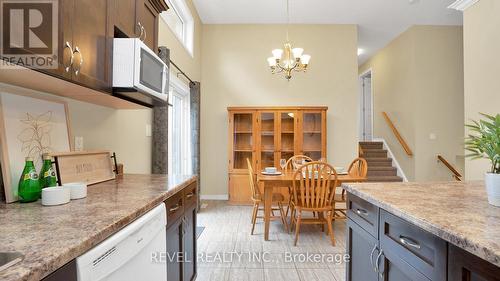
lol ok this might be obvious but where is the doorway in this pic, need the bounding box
[359,69,373,141]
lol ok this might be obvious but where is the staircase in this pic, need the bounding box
[359,141,403,182]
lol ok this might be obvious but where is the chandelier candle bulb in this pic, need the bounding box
[272,49,284,59]
[267,57,277,67]
[301,54,311,65]
[292,48,304,59]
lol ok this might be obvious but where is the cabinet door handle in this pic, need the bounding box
[72,46,83,76]
[370,244,378,272]
[399,235,421,249]
[356,208,368,216]
[63,41,74,72]
[137,22,144,39]
[374,250,384,276]
[141,26,147,42]
[186,192,195,199]
[375,250,384,277]
[181,217,186,235]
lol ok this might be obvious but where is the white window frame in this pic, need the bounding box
[167,73,191,175]
[161,0,194,57]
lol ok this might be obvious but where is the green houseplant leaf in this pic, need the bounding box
[465,113,500,174]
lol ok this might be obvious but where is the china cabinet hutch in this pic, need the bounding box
[227,106,327,204]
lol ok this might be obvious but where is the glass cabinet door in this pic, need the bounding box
[260,112,275,169]
[232,113,254,170]
[280,111,296,163]
[302,111,323,160]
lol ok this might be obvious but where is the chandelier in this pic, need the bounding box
[267,0,310,80]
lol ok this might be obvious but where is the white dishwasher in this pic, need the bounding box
[76,203,167,281]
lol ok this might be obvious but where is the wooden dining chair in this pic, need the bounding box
[247,158,288,235]
[283,155,313,217]
[290,162,338,246]
[333,157,368,218]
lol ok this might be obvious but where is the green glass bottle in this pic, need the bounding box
[18,157,41,203]
[39,154,57,189]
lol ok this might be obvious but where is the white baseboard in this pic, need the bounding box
[200,194,229,200]
[372,138,409,182]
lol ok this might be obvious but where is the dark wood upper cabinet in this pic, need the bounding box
[42,0,73,80]
[1,0,168,108]
[136,0,167,52]
[70,0,111,92]
[113,0,139,37]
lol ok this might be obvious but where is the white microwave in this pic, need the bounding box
[113,38,168,102]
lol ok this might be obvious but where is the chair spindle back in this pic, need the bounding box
[246,158,261,200]
[292,162,338,209]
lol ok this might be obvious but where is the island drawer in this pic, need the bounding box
[184,182,197,208]
[347,193,379,238]
[379,210,446,281]
[165,192,184,228]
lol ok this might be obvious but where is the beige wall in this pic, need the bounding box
[463,0,500,180]
[158,0,202,81]
[67,99,153,174]
[360,26,464,181]
[200,24,359,196]
[64,1,202,174]
[360,29,418,180]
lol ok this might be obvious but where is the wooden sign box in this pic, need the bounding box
[49,151,116,185]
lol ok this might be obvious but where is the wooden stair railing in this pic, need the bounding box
[437,155,462,181]
[381,112,413,156]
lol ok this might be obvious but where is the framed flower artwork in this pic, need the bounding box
[0,84,73,203]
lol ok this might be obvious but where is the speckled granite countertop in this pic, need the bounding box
[343,181,500,267]
[0,174,197,281]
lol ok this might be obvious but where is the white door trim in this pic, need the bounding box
[359,68,374,141]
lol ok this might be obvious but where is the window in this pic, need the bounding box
[161,0,194,56]
[168,74,191,175]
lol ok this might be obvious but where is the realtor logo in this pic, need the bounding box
[0,0,58,69]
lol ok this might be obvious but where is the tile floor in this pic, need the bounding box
[195,201,348,281]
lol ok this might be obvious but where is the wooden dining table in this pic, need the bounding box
[257,170,367,241]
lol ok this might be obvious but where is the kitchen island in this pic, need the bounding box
[0,174,197,281]
[343,181,500,281]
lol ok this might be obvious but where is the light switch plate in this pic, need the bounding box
[74,136,84,151]
[146,124,152,137]
[429,133,437,140]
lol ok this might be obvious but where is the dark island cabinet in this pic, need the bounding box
[346,192,499,281]
[448,244,500,281]
[165,181,198,281]
[347,194,444,281]
[346,219,379,281]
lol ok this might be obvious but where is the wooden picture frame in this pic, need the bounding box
[0,84,73,203]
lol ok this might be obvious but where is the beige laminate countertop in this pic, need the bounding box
[343,181,500,268]
[0,174,197,281]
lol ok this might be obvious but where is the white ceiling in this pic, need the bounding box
[192,0,463,64]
